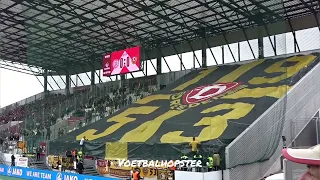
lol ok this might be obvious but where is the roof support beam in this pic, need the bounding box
[0,61,40,75]
[55,13,319,75]
[103,0,176,44]
[194,0,244,30]
[129,1,200,36]
[0,66,34,76]
[1,0,318,74]
[298,0,320,30]
[144,13,318,61]
[24,0,148,45]
[246,0,282,19]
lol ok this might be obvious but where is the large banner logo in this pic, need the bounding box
[56,172,62,180]
[183,82,242,104]
[76,55,319,144]
[170,82,246,110]
[7,167,22,177]
[7,166,11,176]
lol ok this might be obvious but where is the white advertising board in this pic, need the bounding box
[175,170,223,180]
[265,173,284,180]
[0,153,28,167]
[16,157,28,167]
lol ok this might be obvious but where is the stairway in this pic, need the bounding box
[0,156,4,165]
[83,165,100,176]
[28,157,51,170]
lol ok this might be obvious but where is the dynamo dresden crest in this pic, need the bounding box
[182,82,242,104]
[170,82,245,110]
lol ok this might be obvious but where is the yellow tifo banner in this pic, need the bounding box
[48,155,74,169]
[138,167,172,178]
[48,155,60,167]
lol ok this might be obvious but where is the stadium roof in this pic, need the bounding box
[0,0,319,75]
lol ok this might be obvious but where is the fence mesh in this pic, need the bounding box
[227,58,320,180]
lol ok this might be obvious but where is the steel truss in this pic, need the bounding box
[0,0,319,91]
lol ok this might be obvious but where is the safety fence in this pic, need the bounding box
[225,56,320,180]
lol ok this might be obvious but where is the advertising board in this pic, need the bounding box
[96,159,171,179]
[174,170,223,180]
[16,157,28,168]
[0,164,119,180]
[109,168,131,178]
[103,46,141,76]
[67,117,83,125]
[96,159,108,175]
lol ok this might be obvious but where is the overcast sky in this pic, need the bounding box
[0,68,43,107]
[0,27,319,108]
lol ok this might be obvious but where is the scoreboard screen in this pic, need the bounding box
[103,46,141,76]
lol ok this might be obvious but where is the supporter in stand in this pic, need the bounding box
[169,164,176,179]
[36,145,42,161]
[206,156,214,171]
[179,154,188,171]
[132,168,142,180]
[77,150,83,162]
[76,159,84,174]
[58,128,64,137]
[66,148,73,158]
[79,136,87,152]
[213,152,221,171]
[0,76,158,144]
[72,149,77,161]
[11,154,15,166]
[189,137,200,156]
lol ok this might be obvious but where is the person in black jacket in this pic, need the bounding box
[36,146,42,161]
[76,159,84,174]
[11,155,15,166]
[66,148,72,158]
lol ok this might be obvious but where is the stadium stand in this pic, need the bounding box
[0,75,158,146]
[47,53,319,164]
[0,0,319,179]
[50,75,158,138]
[1,52,319,180]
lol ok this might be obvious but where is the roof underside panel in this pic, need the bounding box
[0,0,318,72]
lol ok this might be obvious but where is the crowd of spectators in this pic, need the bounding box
[86,76,157,119]
[0,90,90,140]
[62,76,159,135]
[0,94,72,124]
[0,75,159,141]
